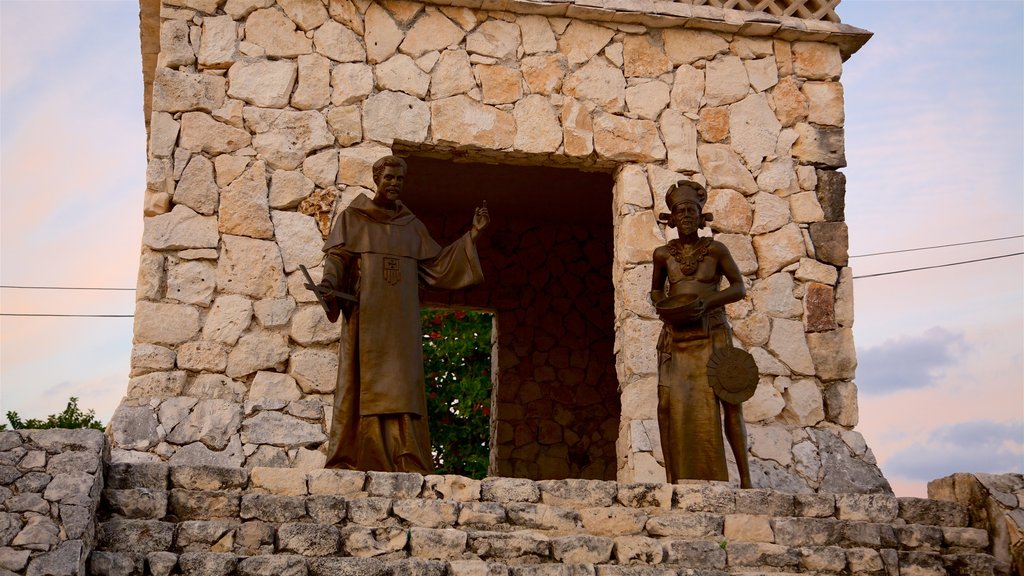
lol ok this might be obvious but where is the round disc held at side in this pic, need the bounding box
[707,346,758,405]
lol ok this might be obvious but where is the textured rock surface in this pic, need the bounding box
[121,0,885,493]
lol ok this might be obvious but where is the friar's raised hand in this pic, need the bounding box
[470,201,490,240]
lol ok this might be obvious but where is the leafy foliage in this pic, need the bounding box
[6,397,104,431]
[422,308,493,479]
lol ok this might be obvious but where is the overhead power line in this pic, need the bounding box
[850,234,1023,258]
[0,313,133,318]
[853,252,1023,279]
[0,285,135,291]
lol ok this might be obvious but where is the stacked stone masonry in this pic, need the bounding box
[89,462,1010,575]
[0,430,106,576]
[119,0,885,491]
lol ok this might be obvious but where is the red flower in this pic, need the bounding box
[430,331,442,339]
[454,310,467,320]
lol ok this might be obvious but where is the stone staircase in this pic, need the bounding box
[89,464,1009,575]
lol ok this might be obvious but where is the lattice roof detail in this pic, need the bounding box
[691,0,840,22]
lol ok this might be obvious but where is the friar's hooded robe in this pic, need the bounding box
[320,194,483,473]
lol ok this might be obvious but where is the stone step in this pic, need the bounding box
[88,463,1009,576]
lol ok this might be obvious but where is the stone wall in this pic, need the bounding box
[117,0,887,492]
[929,472,1024,575]
[0,429,105,576]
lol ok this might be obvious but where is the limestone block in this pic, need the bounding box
[110,406,161,451]
[468,19,521,60]
[249,371,301,402]
[834,267,854,327]
[513,95,561,153]
[716,233,758,276]
[557,20,615,67]
[663,29,728,65]
[477,64,523,104]
[393,500,459,528]
[431,50,476,99]
[202,294,253,345]
[377,54,430,99]
[361,91,431,145]
[752,223,805,277]
[145,190,172,219]
[614,164,652,210]
[329,62,374,105]
[745,56,779,92]
[757,158,799,197]
[219,160,273,239]
[337,144,392,189]
[803,81,844,127]
[792,42,842,81]
[153,68,226,113]
[365,3,403,64]
[279,0,328,31]
[12,516,61,550]
[311,20,364,64]
[150,112,179,159]
[480,478,539,503]
[131,343,176,376]
[705,188,751,234]
[748,424,793,466]
[792,123,846,168]
[646,511,724,538]
[159,20,195,68]
[724,514,774,543]
[422,475,481,501]
[199,16,237,69]
[288,348,338,394]
[249,467,307,496]
[342,525,409,557]
[270,170,315,210]
[790,191,825,223]
[166,399,243,450]
[252,297,296,329]
[626,80,670,121]
[238,409,323,446]
[408,527,467,559]
[244,8,312,58]
[179,112,251,154]
[705,55,750,107]
[616,210,663,266]
[750,192,790,235]
[770,76,808,128]
[797,164,817,190]
[291,306,342,345]
[697,144,757,195]
[291,54,331,111]
[697,106,728,143]
[307,469,365,495]
[400,9,465,57]
[729,93,782,168]
[807,327,856,381]
[561,97,594,157]
[244,108,335,170]
[823,380,858,427]
[780,378,824,426]
[271,210,324,273]
[171,157,216,217]
[166,259,216,306]
[159,398,199,437]
[618,317,661,380]
[808,221,849,266]
[750,273,801,318]
[594,114,665,163]
[143,207,216,253]
[550,534,613,563]
[670,64,703,114]
[300,150,337,189]
[815,169,846,221]
[135,302,201,345]
[768,318,815,375]
[789,263,836,295]
[623,35,671,78]
[176,341,228,373]
[431,95,515,150]
[518,15,556,54]
[164,0,220,13]
[613,535,663,564]
[226,330,290,377]
[326,106,362,147]
[803,282,836,332]
[563,60,626,114]
[209,152,245,188]
[188,373,247,402]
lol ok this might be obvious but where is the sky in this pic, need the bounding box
[0,0,1021,497]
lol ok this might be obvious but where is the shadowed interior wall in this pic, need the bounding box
[403,156,619,480]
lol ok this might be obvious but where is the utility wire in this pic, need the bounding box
[850,234,1023,258]
[0,285,135,291]
[853,252,1023,279]
[0,313,133,318]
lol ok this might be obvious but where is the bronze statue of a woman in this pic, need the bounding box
[651,180,753,488]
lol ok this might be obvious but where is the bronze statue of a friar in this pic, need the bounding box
[651,180,757,488]
[305,155,489,473]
